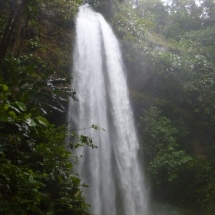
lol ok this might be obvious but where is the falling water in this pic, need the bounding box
[68,5,148,215]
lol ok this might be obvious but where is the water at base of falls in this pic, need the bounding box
[68,5,149,215]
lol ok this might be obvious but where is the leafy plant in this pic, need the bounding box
[141,106,192,182]
[0,84,90,215]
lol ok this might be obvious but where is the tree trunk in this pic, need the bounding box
[0,0,24,67]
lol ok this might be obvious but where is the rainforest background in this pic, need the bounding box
[0,0,215,214]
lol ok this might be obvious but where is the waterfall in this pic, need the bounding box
[68,5,148,215]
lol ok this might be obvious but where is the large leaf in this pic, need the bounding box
[2,84,8,91]
[8,111,17,119]
[3,105,9,111]
[25,118,37,127]
[36,116,49,126]
[15,101,27,111]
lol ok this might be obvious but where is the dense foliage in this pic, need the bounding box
[0,84,90,215]
[0,0,91,214]
[110,0,215,214]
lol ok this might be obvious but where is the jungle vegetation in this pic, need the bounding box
[110,0,215,214]
[0,0,90,214]
[1,0,215,215]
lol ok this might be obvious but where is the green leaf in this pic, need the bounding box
[72,176,81,185]
[29,175,34,183]
[15,101,26,111]
[25,118,37,127]
[8,111,17,119]
[36,116,49,126]
[2,84,8,91]
[4,105,9,111]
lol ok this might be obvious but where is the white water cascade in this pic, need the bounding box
[68,5,149,215]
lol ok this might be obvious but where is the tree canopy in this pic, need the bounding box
[111,0,215,214]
